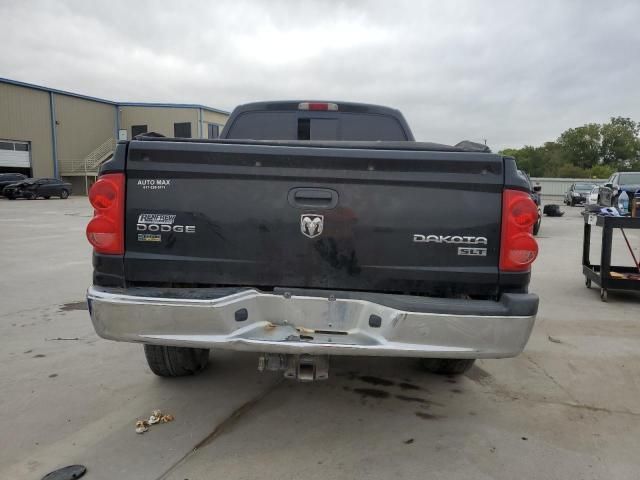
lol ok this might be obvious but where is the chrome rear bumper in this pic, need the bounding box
[87,286,538,359]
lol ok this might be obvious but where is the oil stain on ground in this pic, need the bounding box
[59,301,88,312]
[396,394,428,404]
[465,365,492,385]
[398,382,421,391]
[353,388,390,399]
[415,412,444,420]
[396,395,444,407]
[358,376,395,387]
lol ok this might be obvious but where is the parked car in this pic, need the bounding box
[0,173,27,195]
[86,100,539,382]
[586,185,600,206]
[564,182,597,206]
[598,172,640,207]
[3,178,72,199]
[518,170,542,235]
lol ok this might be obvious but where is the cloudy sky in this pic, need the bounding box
[1,0,639,150]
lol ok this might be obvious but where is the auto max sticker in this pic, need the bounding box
[137,179,171,190]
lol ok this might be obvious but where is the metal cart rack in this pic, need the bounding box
[582,214,640,301]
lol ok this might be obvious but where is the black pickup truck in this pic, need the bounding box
[86,101,539,381]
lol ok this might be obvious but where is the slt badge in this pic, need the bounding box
[301,214,324,238]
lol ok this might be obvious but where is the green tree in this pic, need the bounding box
[501,144,561,177]
[501,117,639,177]
[538,142,565,176]
[556,164,589,178]
[502,146,539,175]
[557,123,602,169]
[589,164,615,179]
[600,117,640,167]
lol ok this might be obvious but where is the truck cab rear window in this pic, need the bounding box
[226,111,408,141]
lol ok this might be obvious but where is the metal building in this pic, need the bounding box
[0,78,229,193]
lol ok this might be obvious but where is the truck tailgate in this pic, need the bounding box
[124,141,504,296]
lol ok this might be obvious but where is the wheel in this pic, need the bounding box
[585,278,591,288]
[60,190,69,199]
[7,196,15,200]
[25,192,36,200]
[143,344,210,377]
[533,212,541,236]
[420,358,475,375]
[600,288,608,302]
[44,196,50,199]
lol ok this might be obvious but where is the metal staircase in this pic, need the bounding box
[68,137,116,175]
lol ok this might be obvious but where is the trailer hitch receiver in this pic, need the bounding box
[258,354,329,381]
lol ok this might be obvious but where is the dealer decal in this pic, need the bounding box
[137,214,176,224]
[137,179,171,190]
[137,234,162,242]
[136,212,196,240]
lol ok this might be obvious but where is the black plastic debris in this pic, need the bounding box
[41,465,87,480]
[543,204,564,217]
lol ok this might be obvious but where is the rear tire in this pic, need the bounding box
[44,196,51,199]
[533,211,541,235]
[420,358,476,375]
[60,190,69,199]
[143,344,210,377]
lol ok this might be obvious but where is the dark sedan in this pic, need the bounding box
[0,173,27,195]
[564,182,596,206]
[3,178,72,200]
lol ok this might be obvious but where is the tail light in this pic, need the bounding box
[86,173,125,254]
[500,189,539,271]
[298,102,338,111]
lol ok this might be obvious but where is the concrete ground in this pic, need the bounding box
[1,196,639,480]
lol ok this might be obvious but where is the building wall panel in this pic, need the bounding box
[120,107,199,139]
[0,83,53,176]
[202,109,228,138]
[202,110,228,127]
[55,95,115,174]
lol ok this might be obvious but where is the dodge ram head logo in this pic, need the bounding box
[301,214,324,238]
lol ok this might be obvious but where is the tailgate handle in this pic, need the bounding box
[288,188,338,209]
